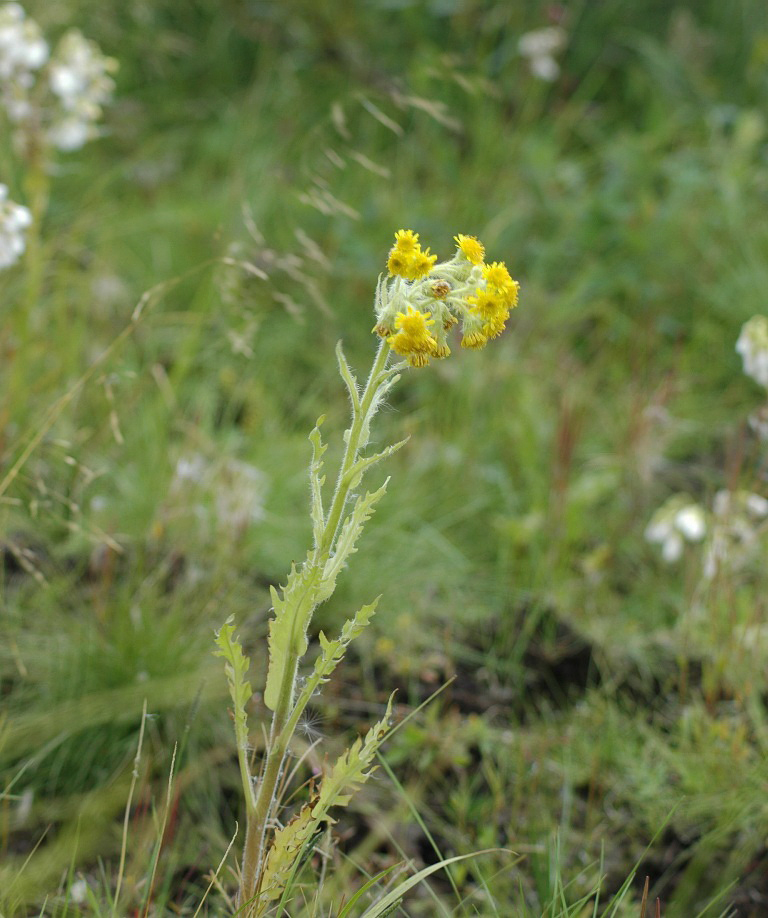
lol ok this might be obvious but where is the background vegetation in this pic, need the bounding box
[3,0,768,914]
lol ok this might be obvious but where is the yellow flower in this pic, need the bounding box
[393,229,420,252]
[431,342,451,358]
[461,330,488,350]
[483,261,520,309]
[387,248,411,277]
[482,261,512,289]
[454,233,485,265]
[407,247,437,281]
[468,286,511,339]
[467,288,501,320]
[387,236,437,282]
[388,306,437,365]
[482,309,509,339]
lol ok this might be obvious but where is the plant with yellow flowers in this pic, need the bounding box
[215,230,520,915]
[374,230,519,364]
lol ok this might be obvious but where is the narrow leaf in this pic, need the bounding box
[309,416,328,549]
[359,851,499,918]
[345,438,408,490]
[335,864,403,918]
[336,341,361,411]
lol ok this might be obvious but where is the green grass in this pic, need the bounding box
[3,0,768,914]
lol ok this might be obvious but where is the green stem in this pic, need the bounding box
[238,338,393,912]
[320,338,390,558]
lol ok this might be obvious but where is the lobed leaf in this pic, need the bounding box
[257,803,317,907]
[213,618,253,753]
[317,482,389,603]
[314,597,379,686]
[257,696,395,910]
[311,694,395,825]
[264,560,322,711]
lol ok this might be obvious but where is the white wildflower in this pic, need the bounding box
[0,3,48,82]
[0,8,116,154]
[46,30,117,151]
[214,458,268,532]
[171,453,208,489]
[645,495,706,563]
[0,182,31,270]
[736,316,768,389]
[0,3,48,125]
[519,26,566,82]
[168,453,268,537]
[703,489,768,580]
[70,877,88,904]
[675,504,707,540]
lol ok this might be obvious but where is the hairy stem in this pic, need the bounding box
[238,337,393,912]
[320,338,390,558]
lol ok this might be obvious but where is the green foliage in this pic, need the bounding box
[213,618,255,807]
[3,0,768,913]
[258,697,394,910]
[264,561,322,712]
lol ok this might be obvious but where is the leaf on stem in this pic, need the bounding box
[313,694,395,816]
[315,598,379,684]
[257,804,318,907]
[308,416,328,549]
[257,696,395,909]
[317,482,389,603]
[346,438,408,490]
[264,561,321,711]
[336,341,360,411]
[213,619,253,793]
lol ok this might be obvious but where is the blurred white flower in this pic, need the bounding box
[703,489,768,580]
[519,26,567,82]
[0,7,116,154]
[0,3,48,82]
[70,877,88,904]
[215,459,268,532]
[46,30,117,151]
[645,495,706,563]
[736,315,768,389]
[0,182,31,270]
[169,453,268,537]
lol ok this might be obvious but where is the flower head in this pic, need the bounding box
[374,229,521,367]
[0,182,31,270]
[388,306,438,366]
[387,230,437,282]
[454,233,485,266]
[0,9,117,155]
[393,229,419,253]
[645,496,706,563]
[736,316,768,389]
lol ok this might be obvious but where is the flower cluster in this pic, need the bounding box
[47,30,117,151]
[703,490,768,580]
[0,2,47,121]
[373,230,520,367]
[645,489,768,579]
[0,182,31,270]
[736,315,768,390]
[0,3,117,154]
[518,26,567,82]
[167,452,268,537]
[645,495,706,563]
